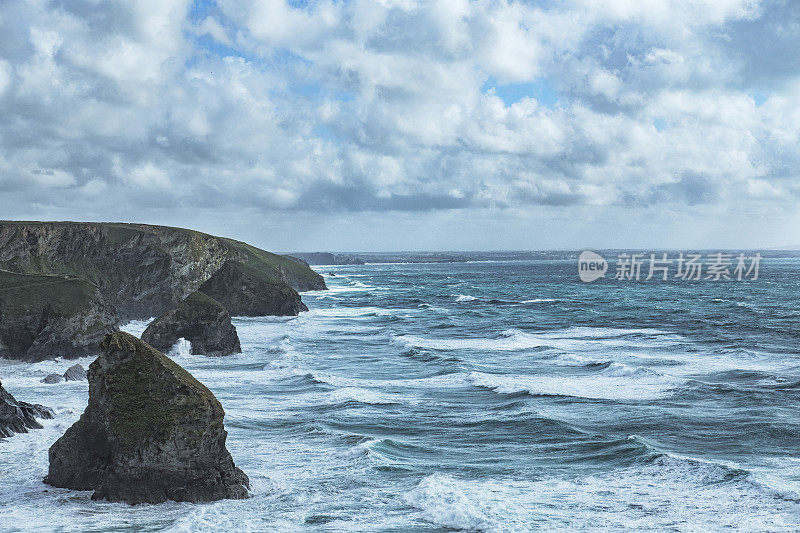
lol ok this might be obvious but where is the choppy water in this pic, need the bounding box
[1,259,800,531]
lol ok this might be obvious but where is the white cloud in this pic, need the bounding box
[0,0,797,248]
[0,59,11,97]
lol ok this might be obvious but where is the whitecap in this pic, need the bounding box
[167,338,192,359]
[403,473,494,531]
[119,318,154,337]
[467,366,682,401]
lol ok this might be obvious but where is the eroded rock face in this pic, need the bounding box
[0,271,119,362]
[141,292,241,357]
[0,222,326,320]
[0,378,53,438]
[199,261,308,317]
[44,332,249,504]
[63,364,87,381]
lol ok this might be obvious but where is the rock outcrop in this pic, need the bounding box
[1,378,53,437]
[42,365,87,384]
[0,221,326,321]
[141,292,241,357]
[199,261,308,316]
[0,271,118,362]
[63,364,87,381]
[44,332,249,504]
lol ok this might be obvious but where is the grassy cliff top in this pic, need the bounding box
[0,270,97,316]
[172,291,226,320]
[0,220,325,292]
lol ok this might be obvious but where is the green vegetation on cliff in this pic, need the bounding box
[0,270,118,361]
[101,332,221,445]
[0,271,97,317]
[174,291,225,318]
[0,221,326,320]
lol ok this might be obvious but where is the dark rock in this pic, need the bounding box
[44,332,249,504]
[42,374,64,384]
[199,261,308,317]
[0,271,119,362]
[1,378,54,437]
[0,222,326,320]
[141,292,241,357]
[63,364,87,381]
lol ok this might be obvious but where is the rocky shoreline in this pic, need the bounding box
[0,221,326,505]
[0,378,54,438]
[0,221,325,361]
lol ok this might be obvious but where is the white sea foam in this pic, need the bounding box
[455,294,477,302]
[119,318,153,337]
[394,330,549,352]
[342,438,384,459]
[309,371,468,390]
[167,338,192,359]
[393,327,682,353]
[468,365,682,401]
[404,456,800,532]
[403,473,495,531]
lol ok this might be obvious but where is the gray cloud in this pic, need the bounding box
[0,0,798,248]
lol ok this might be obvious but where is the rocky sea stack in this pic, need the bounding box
[44,332,249,504]
[142,292,241,357]
[199,260,308,316]
[1,378,53,438]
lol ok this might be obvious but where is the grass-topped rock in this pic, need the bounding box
[199,260,308,316]
[0,270,118,361]
[141,291,241,356]
[44,332,249,504]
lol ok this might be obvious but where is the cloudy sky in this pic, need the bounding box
[1,0,799,251]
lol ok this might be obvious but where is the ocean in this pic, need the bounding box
[1,257,799,531]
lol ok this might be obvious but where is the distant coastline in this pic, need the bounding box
[292,249,800,266]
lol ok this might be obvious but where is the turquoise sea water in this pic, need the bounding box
[1,258,799,531]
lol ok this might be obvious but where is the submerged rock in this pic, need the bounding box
[44,332,249,504]
[42,374,64,384]
[141,292,241,357]
[0,271,118,362]
[0,378,53,437]
[63,364,87,381]
[199,261,308,317]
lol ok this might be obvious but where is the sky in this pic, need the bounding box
[1,0,799,252]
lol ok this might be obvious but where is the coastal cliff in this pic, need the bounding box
[199,260,308,316]
[0,271,118,361]
[0,221,326,321]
